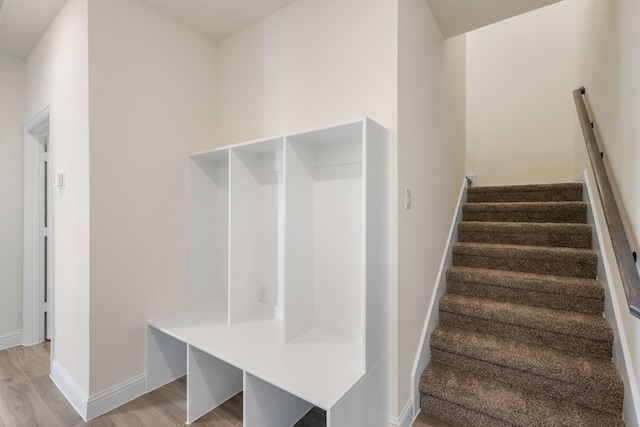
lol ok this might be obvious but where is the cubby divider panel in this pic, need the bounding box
[146,326,187,392]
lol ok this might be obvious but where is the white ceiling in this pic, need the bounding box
[0,0,67,58]
[426,0,563,38]
[0,0,298,59]
[138,0,298,41]
[0,0,562,59]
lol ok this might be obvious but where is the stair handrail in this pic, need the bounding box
[573,86,640,319]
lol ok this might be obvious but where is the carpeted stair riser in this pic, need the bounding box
[463,202,587,223]
[453,242,598,279]
[429,327,624,414]
[467,183,583,203]
[447,267,604,315]
[439,312,612,360]
[439,294,613,359]
[458,221,592,248]
[421,395,512,427]
[420,363,625,427]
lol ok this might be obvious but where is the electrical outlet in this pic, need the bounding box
[259,286,269,303]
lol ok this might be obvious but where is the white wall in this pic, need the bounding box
[26,0,91,393]
[87,0,216,394]
[465,2,574,186]
[397,0,466,419]
[215,0,397,146]
[569,0,640,420]
[0,54,26,340]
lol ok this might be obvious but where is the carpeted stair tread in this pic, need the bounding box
[467,183,583,203]
[430,326,624,414]
[463,201,587,223]
[446,266,604,314]
[458,221,592,248]
[439,293,612,342]
[439,293,613,358]
[452,242,597,278]
[420,363,625,427]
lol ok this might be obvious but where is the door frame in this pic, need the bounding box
[23,106,53,346]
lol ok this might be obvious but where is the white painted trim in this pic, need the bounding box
[0,330,22,351]
[23,126,42,345]
[409,178,468,421]
[583,170,640,426]
[388,398,413,427]
[86,373,147,420]
[51,359,148,422]
[50,360,89,421]
[23,106,52,346]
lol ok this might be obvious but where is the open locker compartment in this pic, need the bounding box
[229,138,285,323]
[284,121,365,345]
[188,150,230,318]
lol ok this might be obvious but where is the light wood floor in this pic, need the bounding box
[0,342,451,426]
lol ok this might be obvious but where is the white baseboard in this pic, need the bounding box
[0,330,22,351]
[51,360,147,422]
[409,178,468,423]
[87,373,147,420]
[388,399,414,427]
[50,360,89,421]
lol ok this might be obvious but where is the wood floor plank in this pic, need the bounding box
[72,415,120,427]
[0,347,29,385]
[0,377,65,427]
[138,378,187,425]
[30,373,85,426]
[102,398,177,427]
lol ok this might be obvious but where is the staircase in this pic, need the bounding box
[419,183,625,426]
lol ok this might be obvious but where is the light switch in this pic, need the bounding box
[53,172,64,188]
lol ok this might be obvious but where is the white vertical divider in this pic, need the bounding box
[363,118,389,371]
[228,147,261,323]
[188,152,229,311]
[284,139,315,341]
[244,372,313,427]
[187,345,243,424]
[146,326,187,392]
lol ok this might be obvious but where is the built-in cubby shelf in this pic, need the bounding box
[147,118,389,426]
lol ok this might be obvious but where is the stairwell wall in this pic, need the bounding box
[0,54,26,344]
[397,0,466,422]
[465,1,574,186]
[569,0,640,419]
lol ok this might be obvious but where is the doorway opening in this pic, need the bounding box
[24,107,52,346]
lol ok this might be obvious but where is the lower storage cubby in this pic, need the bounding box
[188,346,243,423]
[244,373,314,427]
